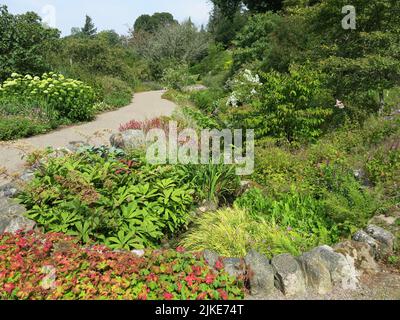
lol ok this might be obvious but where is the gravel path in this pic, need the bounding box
[0,90,176,184]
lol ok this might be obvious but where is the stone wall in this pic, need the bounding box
[203,225,395,299]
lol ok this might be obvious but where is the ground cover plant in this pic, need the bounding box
[18,147,195,250]
[0,231,245,300]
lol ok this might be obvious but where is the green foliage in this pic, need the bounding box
[230,65,333,142]
[94,76,133,107]
[0,116,50,141]
[180,207,317,258]
[0,72,95,121]
[132,20,211,79]
[0,232,244,300]
[207,5,248,47]
[80,15,97,37]
[161,65,198,91]
[178,162,241,205]
[0,5,60,81]
[235,188,336,243]
[181,106,221,129]
[134,12,177,34]
[232,13,282,72]
[190,88,225,114]
[366,139,400,202]
[18,148,194,250]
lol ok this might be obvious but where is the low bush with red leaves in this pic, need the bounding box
[119,118,170,134]
[0,232,245,300]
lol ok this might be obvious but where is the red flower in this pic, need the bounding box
[4,283,15,294]
[176,246,185,253]
[163,292,174,300]
[215,259,224,270]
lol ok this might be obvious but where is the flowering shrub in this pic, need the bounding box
[226,69,262,107]
[119,117,171,133]
[0,72,95,121]
[0,232,245,300]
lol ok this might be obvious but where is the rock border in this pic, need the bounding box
[203,225,395,299]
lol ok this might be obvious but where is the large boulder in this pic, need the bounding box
[311,246,358,290]
[297,250,333,295]
[203,250,220,269]
[365,224,395,255]
[110,130,146,150]
[244,250,276,297]
[222,258,245,277]
[352,230,379,255]
[334,240,379,274]
[0,197,35,234]
[271,253,306,296]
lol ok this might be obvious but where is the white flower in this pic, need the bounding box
[335,99,345,109]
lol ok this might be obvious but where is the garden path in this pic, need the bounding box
[0,90,176,185]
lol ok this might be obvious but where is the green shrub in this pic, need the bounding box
[243,65,333,143]
[0,72,95,121]
[180,207,317,258]
[181,106,221,129]
[190,88,225,114]
[0,95,62,140]
[19,148,194,250]
[161,65,198,91]
[178,162,241,206]
[235,188,336,243]
[0,232,244,300]
[0,117,50,140]
[366,140,400,202]
[95,76,133,108]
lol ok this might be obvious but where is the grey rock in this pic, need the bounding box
[352,230,379,254]
[297,250,333,295]
[222,258,245,277]
[19,170,35,183]
[4,216,35,234]
[365,224,395,254]
[245,250,275,297]
[67,141,89,152]
[110,130,146,150]
[311,246,358,290]
[334,240,379,275]
[271,253,306,296]
[0,183,20,198]
[203,250,219,268]
[196,200,218,214]
[0,197,34,234]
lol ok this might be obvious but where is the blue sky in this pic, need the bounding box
[1,0,213,36]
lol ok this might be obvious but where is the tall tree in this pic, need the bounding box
[81,15,97,37]
[0,5,60,81]
[133,12,176,34]
[211,0,284,14]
